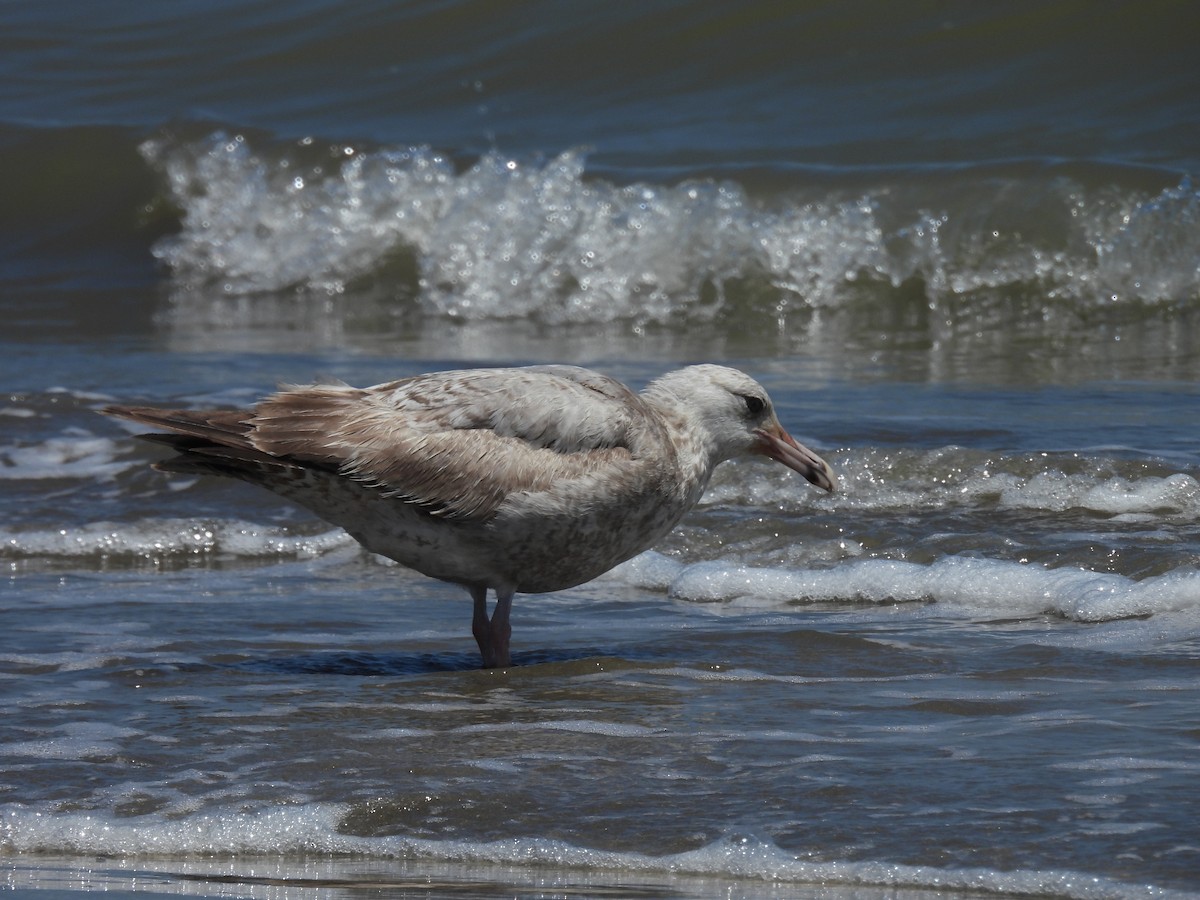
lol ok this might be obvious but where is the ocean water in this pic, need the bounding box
[2,2,1199,898]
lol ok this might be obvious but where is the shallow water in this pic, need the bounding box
[2,2,1199,897]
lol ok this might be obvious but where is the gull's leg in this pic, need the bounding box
[470,585,496,667]
[488,588,514,668]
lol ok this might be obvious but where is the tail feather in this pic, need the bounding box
[101,404,314,483]
[101,405,253,450]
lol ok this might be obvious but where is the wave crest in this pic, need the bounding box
[142,133,1200,324]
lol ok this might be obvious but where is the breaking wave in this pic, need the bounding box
[142,133,1200,325]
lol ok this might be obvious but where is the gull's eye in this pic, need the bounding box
[740,394,766,416]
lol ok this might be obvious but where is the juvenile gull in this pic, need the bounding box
[103,364,835,667]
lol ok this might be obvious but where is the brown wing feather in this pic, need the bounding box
[245,382,641,521]
[103,366,658,524]
[102,405,254,449]
[102,404,306,480]
[349,429,635,520]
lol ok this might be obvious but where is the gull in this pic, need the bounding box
[103,364,835,667]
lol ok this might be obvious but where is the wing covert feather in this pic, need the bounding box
[246,367,659,521]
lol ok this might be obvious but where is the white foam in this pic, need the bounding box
[1079,473,1200,515]
[0,434,128,481]
[0,519,354,562]
[831,448,1200,518]
[599,550,686,590]
[0,805,1184,898]
[666,556,1200,623]
[987,471,1200,516]
[0,406,38,419]
[141,132,1200,320]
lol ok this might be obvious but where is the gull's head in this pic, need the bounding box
[646,365,836,492]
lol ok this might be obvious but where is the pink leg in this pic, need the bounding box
[489,589,513,668]
[468,585,514,668]
[470,585,496,667]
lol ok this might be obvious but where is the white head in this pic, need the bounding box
[644,365,835,492]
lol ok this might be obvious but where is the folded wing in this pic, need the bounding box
[106,366,658,522]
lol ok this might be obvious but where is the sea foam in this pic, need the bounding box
[0,435,128,482]
[662,556,1200,623]
[140,133,1200,322]
[0,519,354,563]
[0,804,1184,899]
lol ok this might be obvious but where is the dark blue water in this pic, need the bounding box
[2,3,1199,898]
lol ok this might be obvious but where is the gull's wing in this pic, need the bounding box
[107,366,662,522]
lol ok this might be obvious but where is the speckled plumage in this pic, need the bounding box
[103,364,835,667]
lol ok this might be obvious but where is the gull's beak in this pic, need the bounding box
[754,422,836,492]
